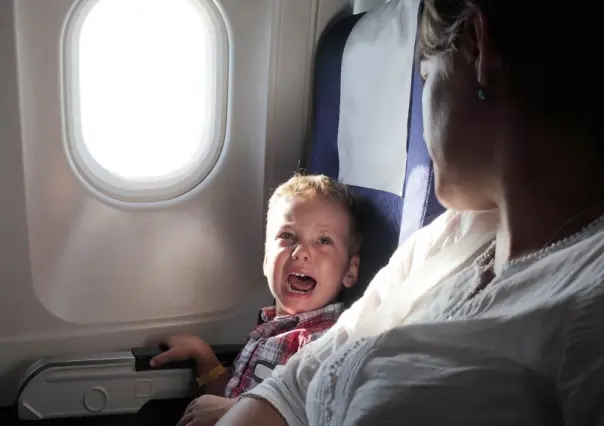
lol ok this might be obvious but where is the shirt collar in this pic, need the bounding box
[258,302,344,325]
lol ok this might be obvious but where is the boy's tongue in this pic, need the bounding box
[288,274,316,292]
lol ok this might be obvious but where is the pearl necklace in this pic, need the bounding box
[445,210,604,321]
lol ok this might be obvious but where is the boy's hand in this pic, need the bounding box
[150,334,211,368]
[177,395,236,426]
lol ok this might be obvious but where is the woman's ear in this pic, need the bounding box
[470,9,502,87]
[343,255,360,288]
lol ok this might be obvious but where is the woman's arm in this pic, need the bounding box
[216,398,287,426]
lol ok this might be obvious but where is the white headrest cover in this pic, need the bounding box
[337,0,421,196]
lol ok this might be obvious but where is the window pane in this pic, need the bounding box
[64,0,226,199]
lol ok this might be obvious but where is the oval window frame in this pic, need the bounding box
[60,0,229,203]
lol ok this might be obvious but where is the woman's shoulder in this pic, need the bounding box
[555,220,604,291]
[521,220,604,307]
[393,209,498,271]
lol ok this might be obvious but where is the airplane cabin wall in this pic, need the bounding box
[0,0,349,407]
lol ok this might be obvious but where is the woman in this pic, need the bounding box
[213,0,604,424]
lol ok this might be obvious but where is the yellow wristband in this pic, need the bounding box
[196,364,226,388]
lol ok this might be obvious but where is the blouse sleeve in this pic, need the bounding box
[556,280,604,426]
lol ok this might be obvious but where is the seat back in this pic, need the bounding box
[398,24,444,245]
[307,0,444,304]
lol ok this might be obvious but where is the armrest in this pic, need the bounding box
[16,343,245,420]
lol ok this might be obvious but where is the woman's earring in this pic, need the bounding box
[478,87,487,101]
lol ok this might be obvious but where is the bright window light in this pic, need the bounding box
[63,0,228,201]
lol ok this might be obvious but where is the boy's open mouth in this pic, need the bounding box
[286,272,317,295]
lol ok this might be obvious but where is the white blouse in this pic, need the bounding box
[242,210,604,426]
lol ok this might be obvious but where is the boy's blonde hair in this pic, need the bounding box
[267,173,362,255]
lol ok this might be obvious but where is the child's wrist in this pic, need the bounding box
[196,363,227,389]
[195,358,222,376]
[192,342,221,375]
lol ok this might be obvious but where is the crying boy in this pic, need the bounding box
[151,174,362,404]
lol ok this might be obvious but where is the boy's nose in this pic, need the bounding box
[291,245,310,262]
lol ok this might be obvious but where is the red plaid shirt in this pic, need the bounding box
[223,302,343,398]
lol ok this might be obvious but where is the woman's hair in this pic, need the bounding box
[418,0,603,134]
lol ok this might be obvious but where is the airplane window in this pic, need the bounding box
[62,0,228,202]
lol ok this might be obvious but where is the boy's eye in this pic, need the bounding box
[279,232,295,240]
[318,236,333,245]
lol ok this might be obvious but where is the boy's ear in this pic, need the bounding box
[343,255,360,288]
[262,252,268,277]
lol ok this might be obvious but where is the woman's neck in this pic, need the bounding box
[493,134,604,274]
